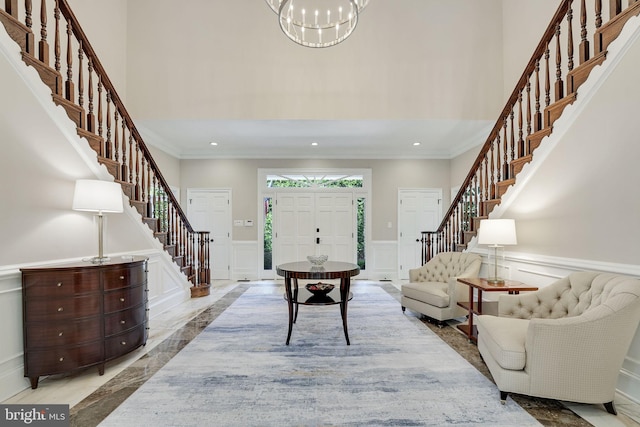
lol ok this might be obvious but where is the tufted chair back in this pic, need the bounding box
[499,271,640,320]
[409,252,482,283]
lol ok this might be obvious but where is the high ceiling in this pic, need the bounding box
[121,1,517,160]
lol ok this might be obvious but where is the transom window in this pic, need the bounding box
[266,174,363,188]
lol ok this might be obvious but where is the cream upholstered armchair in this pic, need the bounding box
[477,271,640,415]
[401,252,481,325]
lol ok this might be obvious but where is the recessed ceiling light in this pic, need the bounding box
[210,142,218,146]
[311,142,318,146]
[413,142,421,146]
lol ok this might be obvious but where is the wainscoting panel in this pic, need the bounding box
[370,241,397,280]
[232,241,259,281]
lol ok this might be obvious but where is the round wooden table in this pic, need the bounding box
[276,261,360,345]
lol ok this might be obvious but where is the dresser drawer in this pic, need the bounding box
[103,263,146,290]
[25,317,101,348]
[104,305,146,337]
[105,326,146,360]
[25,294,101,321]
[104,285,145,313]
[25,342,103,377]
[23,271,100,298]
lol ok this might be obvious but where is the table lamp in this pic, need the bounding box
[477,219,517,284]
[72,179,124,263]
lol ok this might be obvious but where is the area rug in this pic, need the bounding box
[99,284,541,426]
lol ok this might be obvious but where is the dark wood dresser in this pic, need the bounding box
[20,256,148,389]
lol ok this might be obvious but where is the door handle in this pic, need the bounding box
[316,237,320,244]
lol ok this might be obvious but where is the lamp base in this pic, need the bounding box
[486,277,505,286]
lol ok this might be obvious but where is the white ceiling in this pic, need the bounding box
[137,119,493,160]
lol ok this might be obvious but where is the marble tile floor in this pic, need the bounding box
[4,280,640,427]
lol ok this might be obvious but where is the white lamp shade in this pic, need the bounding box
[72,180,124,213]
[477,219,517,246]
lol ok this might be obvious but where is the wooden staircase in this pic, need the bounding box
[0,0,210,296]
[422,0,640,261]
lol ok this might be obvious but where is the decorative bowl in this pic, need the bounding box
[307,255,328,266]
[305,282,335,296]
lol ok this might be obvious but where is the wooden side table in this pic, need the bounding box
[456,277,538,342]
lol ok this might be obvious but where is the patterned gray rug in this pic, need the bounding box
[99,284,541,426]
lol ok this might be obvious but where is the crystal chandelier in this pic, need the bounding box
[265,0,370,48]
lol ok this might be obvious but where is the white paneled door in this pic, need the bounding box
[275,192,354,266]
[398,189,441,280]
[187,189,231,280]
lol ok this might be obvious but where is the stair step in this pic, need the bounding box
[463,230,476,245]
[511,154,533,177]
[173,254,185,267]
[77,128,104,157]
[483,199,501,216]
[455,244,467,252]
[0,9,33,57]
[567,51,607,94]
[154,231,168,245]
[526,127,552,155]
[164,244,176,257]
[129,200,146,217]
[473,216,488,231]
[116,180,135,200]
[21,52,62,96]
[97,156,120,180]
[544,93,577,128]
[142,216,158,231]
[496,178,516,198]
[52,93,85,129]
[595,1,640,53]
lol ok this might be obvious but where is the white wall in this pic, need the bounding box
[125,0,504,122]
[67,0,128,103]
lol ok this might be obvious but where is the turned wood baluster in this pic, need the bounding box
[38,0,48,64]
[105,91,111,158]
[517,91,524,157]
[53,0,61,95]
[478,165,485,217]
[595,0,602,28]
[5,0,18,17]
[525,80,531,153]
[545,44,551,107]
[134,142,140,200]
[489,141,495,200]
[501,119,509,179]
[97,78,103,137]
[128,134,134,184]
[555,22,564,101]
[140,155,146,205]
[495,132,502,184]
[483,155,489,210]
[610,0,622,17]
[579,0,590,62]
[509,110,515,162]
[473,174,479,221]
[86,59,95,132]
[65,21,73,101]
[534,59,542,131]
[77,41,84,125]
[151,174,157,221]
[25,0,34,55]
[146,161,151,217]
[113,112,119,163]
[567,1,574,73]
[121,122,128,181]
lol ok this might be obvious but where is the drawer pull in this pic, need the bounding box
[57,307,64,312]
[120,297,125,302]
[120,320,126,324]
[119,276,125,280]
[59,357,64,362]
[58,332,64,337]
[121,341,127,346]
[56,282,63,287]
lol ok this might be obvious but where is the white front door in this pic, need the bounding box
[315,193,354,262]
[187,189,231,280]
[274,192,354,265]
[398,189,442,279]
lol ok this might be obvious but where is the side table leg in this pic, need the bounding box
[340,277,351,345]
[285,277,294,345]
[293,278,299,323]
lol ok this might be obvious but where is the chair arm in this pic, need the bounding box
[525,304,640,402]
